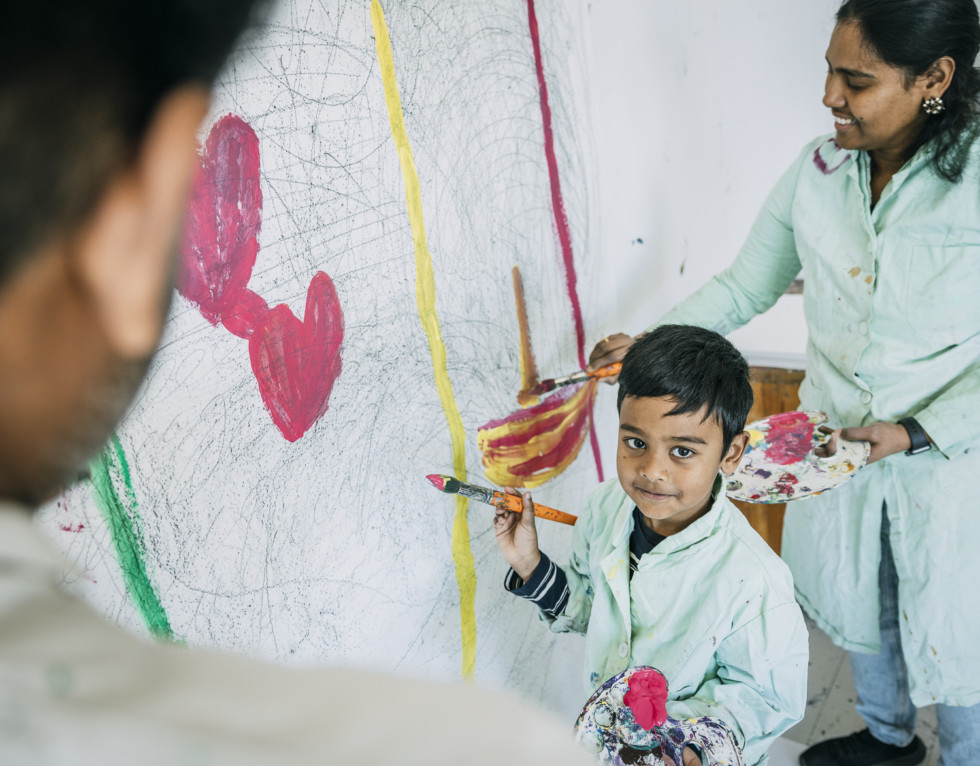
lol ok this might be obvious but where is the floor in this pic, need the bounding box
[767,617,940,766]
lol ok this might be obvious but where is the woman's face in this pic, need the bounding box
[823,21,930,160]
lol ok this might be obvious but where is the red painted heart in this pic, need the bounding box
[177,114,345,442]
[249,272,344,442]
[179,115,261,325]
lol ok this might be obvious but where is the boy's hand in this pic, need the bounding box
[588,332,635,380]
[493,488,541,581]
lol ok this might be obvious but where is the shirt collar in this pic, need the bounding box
[617,474,729,553]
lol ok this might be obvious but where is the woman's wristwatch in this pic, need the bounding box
[897,417,931,455]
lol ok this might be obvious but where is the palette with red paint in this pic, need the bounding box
[574,666,743,765]
[726,411,869,504]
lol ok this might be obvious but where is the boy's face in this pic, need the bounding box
[616,395,747,537]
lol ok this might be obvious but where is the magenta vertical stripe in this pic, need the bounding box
[526,0,603,482]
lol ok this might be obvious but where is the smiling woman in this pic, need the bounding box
[586,0,980,763]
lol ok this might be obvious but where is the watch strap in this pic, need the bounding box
[898,417,931,455]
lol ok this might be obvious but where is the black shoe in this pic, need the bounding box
[799,729,925,766]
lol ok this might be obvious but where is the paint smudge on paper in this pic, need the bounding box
[372,0,477,680]
[178,114,345,442]
[89,434,174,640]
[249,272,345,442]
[513,266,541,407]
[180,115,262,327]
[526,0,603,481]
[478,381,598,488]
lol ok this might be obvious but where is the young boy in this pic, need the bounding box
[494,325,808,765]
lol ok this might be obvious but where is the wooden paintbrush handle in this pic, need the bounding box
[491,491,578,525]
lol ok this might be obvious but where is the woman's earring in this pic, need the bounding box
[922,96,946,115]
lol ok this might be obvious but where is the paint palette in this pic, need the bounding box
[726,411,869,504]
[574,666,743,766]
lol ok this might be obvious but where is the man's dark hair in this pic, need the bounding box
[0,1,264,285]
[617,325,754,452]
[837,0,980,182]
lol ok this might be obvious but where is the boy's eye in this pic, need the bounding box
[670,446,695,458]
[625,437,646,450]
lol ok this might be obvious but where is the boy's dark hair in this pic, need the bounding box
[0,0,265,286]
[617,325,753,452]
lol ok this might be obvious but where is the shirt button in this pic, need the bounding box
[859,321,869,335]
[618,642,629,658]
[861,391,872,404]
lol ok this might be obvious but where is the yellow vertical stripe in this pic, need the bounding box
[371,0,477,680]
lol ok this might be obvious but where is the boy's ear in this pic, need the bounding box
[71,85,210,359]
[720,431,749,475]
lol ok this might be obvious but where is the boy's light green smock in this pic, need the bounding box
[545,478,807,766]
[657,134,980,707]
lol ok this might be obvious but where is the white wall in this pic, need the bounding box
[585,0,843,368]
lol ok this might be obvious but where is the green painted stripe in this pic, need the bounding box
[89,433,174,640]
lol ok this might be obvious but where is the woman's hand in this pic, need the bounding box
[588,333,636,382]
[493,488,541,580]
[663,747,702,766]
[814,421,922,464]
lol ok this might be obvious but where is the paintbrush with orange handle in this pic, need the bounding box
[525,362,622,397]
[425,474,578,526]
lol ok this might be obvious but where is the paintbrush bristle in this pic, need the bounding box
[426,474,461,494]
[527,379,556,396]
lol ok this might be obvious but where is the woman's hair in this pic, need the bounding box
[837,0,980,182]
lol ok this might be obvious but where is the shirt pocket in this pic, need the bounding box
[905,244,980,348]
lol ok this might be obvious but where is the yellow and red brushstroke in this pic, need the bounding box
[480,265,599,488]
[513,266,541,407]
[479,382,598,489]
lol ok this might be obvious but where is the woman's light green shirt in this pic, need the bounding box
[657,134,980,706]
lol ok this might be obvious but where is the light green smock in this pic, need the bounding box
[545,479,808,765]
[657,134,980,707]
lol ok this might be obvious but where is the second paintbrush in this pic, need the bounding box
[425,474,578,526]
[526,361,622,397]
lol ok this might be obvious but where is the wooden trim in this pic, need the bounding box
[733,366,806,555]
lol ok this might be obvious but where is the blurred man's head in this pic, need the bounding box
[0,1,262,504]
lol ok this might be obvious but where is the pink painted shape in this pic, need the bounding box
[221,288,269,340]
[249,272,344,442]
[624,668,669,730]
[426,474,447,491]
[176,114,347,442]
[526,0,603,482]
[179,115,262,324]
[765,411,815,466]
[481,384,577,431]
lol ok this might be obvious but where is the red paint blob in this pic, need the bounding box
[176,114,346,443]
[179,115,262,324]
[426,474,447,491]
[624,669,669,730]
[766,411,815,465]
[249,272,344,443]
